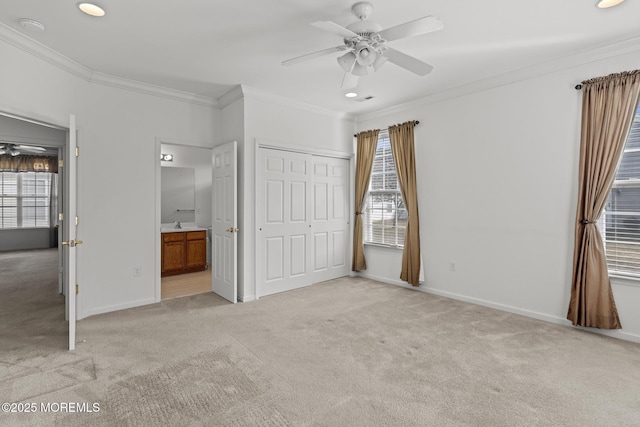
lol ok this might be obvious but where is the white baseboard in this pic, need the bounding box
[357,273,640,344]
[79,297,157,320]
[239,294,256,302]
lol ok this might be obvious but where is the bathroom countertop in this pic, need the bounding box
[160,227,208,233]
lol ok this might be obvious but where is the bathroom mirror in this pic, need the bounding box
[161,166,196,223]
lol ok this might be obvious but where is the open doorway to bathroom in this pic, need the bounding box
[159,143,213,300]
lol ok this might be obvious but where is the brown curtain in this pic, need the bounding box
[568,70,640,329]
[352,129,380,271]
[389,121,421,286]
[0,155,58,173]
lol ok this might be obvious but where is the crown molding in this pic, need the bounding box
[89,72,218,108]
[357,34,640,123]
[0,22,93,81]
[0,22,218,108]
[218,85,245,109]
[222,85,355,122]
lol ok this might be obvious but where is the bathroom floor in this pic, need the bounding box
[161,268,212,300]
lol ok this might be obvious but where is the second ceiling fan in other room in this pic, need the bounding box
[282,1,444,89]
[0,143,47,156]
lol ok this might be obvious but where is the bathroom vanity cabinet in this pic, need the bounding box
[161,230,207,276]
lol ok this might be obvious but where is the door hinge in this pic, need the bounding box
[75,147,79,157]
[75,216,79,226]
[59,213,64,221]
[58,159,64,167]
[76,284,79,295]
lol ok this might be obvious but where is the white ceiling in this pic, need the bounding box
[1,0,639,115]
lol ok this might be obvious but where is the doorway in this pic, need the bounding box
[0,113,68,351]
[157,142,213,301]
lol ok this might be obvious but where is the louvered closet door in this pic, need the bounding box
[257,148,313,297]
[311,156,350,283]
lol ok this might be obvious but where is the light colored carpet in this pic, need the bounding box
[1,249,640,426]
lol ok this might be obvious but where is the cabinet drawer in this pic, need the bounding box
[187,230,206,240]
[163,232,185,242]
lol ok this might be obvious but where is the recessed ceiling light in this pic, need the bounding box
[597,0,625,8]
[77,3,106,17]
[19,18,45,32]
[345,92,358,98]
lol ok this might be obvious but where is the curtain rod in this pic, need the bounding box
[575,84,583,90]
[354,120,419,138]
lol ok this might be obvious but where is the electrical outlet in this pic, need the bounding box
[449,262,456,272]
[133,267,141,277]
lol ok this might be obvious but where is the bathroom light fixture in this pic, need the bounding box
[160,154,174,162]
[77,3,106,17]
[597,0,624,8]
[345,92,358,98]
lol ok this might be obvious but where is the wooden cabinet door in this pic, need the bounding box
[186,238,206,268]
[162,240,185,273]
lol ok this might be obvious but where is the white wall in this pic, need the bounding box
[237,89,356,300]
[0,37,220,319]
[356,46,640,342]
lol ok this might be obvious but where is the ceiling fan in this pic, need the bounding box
[0,142,47,156]
[282,1,444,89]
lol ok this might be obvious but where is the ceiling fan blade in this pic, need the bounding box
[377,16,443,42]
[341,72,359,90]
[282,46,347,67]
[311,21,359,39]
[17,145,46,152]
[383,48,433,76]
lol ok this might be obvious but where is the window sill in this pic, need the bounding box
[609,273,640,288]
[364,242,404,251]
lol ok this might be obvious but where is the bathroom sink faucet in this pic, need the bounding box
[175,221,181,229]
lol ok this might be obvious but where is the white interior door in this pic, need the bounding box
[212,141,237,303]
[256,148,313,297]
[311,156,350,283]
[64,114,78,351]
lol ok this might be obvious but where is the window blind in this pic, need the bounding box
[0,172,52,229]
[363,132,407,247]
[604,105,640,276]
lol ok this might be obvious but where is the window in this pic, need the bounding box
[603,104,640,277]
[0,172,53,229]
[363,132,407,247]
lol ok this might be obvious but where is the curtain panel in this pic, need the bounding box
[0,155,58,173]
[352,129,379,271]
[389,121,422,286]
[568,70,640,329]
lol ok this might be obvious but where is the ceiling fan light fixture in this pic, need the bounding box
[351,62,369,76]
[0,149,6,155]
[356,47,378,66]
[77,3,106,17]
[596,0,624,7]
[337,52,357,72]
[10,147,20,156]
[372,54,388,71]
